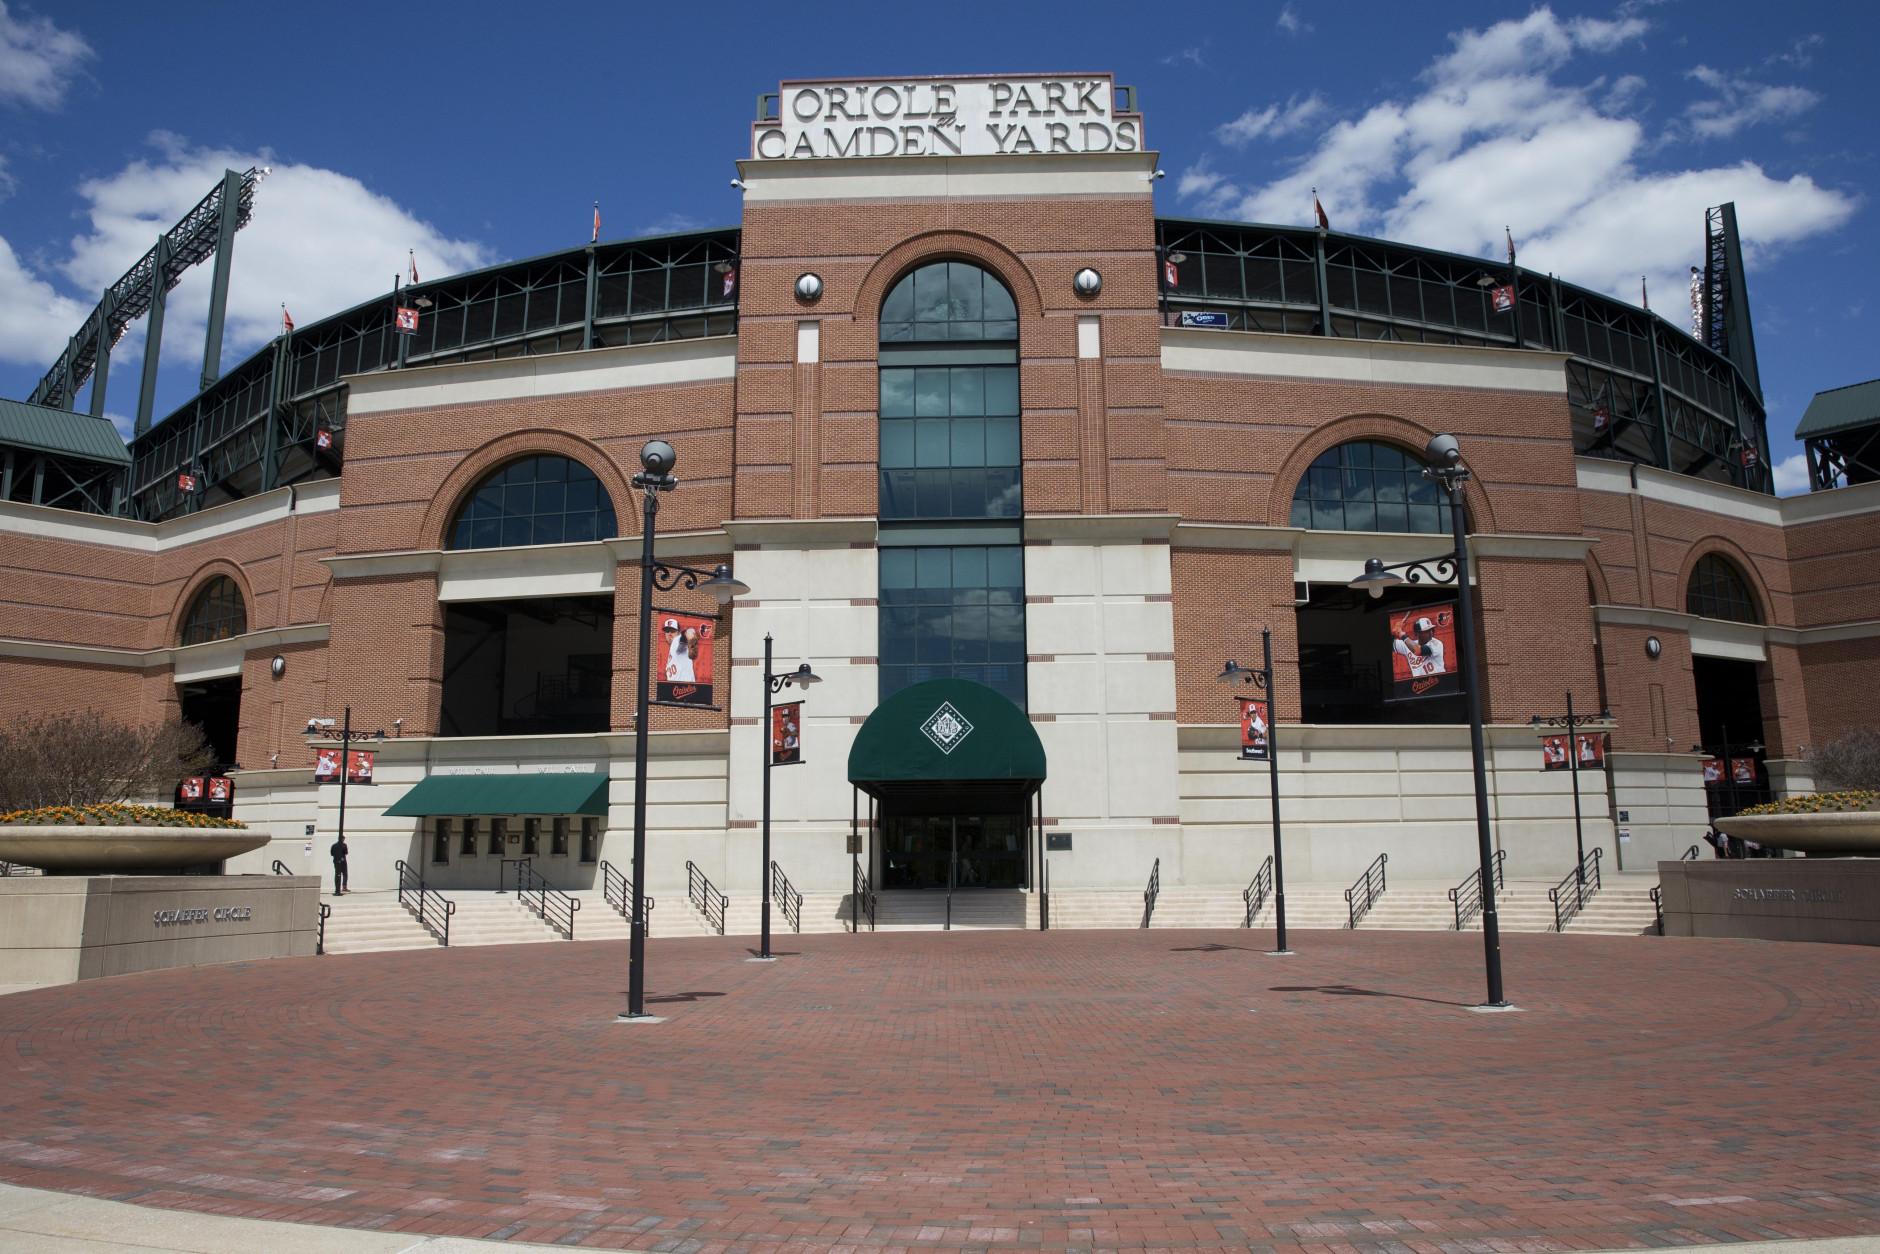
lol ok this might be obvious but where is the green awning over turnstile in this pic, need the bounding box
[383,772,610,817]
[847,678,1046,794]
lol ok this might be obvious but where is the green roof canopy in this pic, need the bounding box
[848,679,1046,799]
[0,396,131,465]
[1795,378,1880,440]
[383,772,610,817]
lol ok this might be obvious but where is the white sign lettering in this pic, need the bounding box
[755,76,1140,161]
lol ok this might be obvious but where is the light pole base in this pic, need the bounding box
[1467,1002,1523,1014]
[1265,950,1296,957]
[614,1013,667,1024]
[746,956,780,963]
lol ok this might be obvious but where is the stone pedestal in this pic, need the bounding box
[1657,858,1880,947]
[0,875,321,985]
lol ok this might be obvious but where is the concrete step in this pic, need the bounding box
[319,894,443,954]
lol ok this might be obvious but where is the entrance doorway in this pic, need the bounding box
[178,675,242,768]
[882,814,1025,889]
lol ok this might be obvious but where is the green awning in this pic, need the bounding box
[383,772,610,817]
[848,678,1046,797]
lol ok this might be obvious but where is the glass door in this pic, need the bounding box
[882,814,1026,889]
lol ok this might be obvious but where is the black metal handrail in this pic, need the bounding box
[1243,855,1274,928]
[317,901,330,955]
[271,859,291,875]
[394,858,455,946]
[852,861,876,933]
[516,861,579,939]
[1345,852,1387,929]
[598,859,655,934]
[1548,847,1604,931]
[770,861,803,934]
[1141,857,1161,929]
[1649,884,1665,936]
[0,859,40,876]
[686,860,728,935]
[1447,849,1507,931]
[1040,857,1050,932]
[1680,844,1701,860]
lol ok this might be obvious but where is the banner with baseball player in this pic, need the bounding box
[771,702,802,766]
[1541,735,1570,770]
[314,748,342,782]
[1239,698,1270,761]
[655,613,716,705]
[1574,732,1606,769]
[1702,758,1725,783]
[346,750,376,784]
[1386,603,1459,702]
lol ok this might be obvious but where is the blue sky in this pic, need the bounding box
[0,0,1868,493]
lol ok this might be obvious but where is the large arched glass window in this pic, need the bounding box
[179,576,246,646]
[879,261,1018,342]
[448,455,618,550]
[1686,553,1760,623]
[1290,440,1456,535]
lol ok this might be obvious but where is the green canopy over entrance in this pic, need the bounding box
[848,678,1046,797]
[383,772,610,817]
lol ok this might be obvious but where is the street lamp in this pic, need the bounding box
[1215,628,1290,955]
[759,634,820,961]
[303,706,383,894]
[1529,693,1615,883]
[622,439,749,1021]
[1349,431,1512,1009]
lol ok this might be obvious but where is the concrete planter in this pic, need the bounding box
[0,826,268,875]
[1714,810,1880,856]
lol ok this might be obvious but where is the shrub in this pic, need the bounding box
[1809,728,1880,791]
[0,710,215,813]
[1736,790,1879,817]
[0,803,245,829]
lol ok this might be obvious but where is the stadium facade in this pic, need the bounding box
[4,74,1879,903]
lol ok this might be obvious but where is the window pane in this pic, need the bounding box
[983,279,1016,324]
[949,263,984,321]
[1345,442,1372,469]
[1375,502,1408,532]
[986,417,1020,466]
[951,418,985,467]
[988,546,1023,588]
[914,265,948,323]
[985,367,1019,415]
[915,419,950,468]
[881,277,913,324]
[880,370,914,417]
[914,368,949,416]
[449,456,615,550]
[881,419,915,467]
[917,547,951,588]
[952,546,987,587]
[950,367,985,415]
[881,548,916,588]
[1312,499,1343,530]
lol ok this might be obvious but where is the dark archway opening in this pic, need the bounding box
[1693,655,1770,819]
[178,676,242,769]
[1295,585,1468,725]
[440,595,613,737]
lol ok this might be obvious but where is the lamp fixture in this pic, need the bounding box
[270,654,285,677]
[697,563,751,605]
[1073,267,1103,296]
[785,662,822,687]
[1214,661,1258,685]
[1348,557,1405,599]
[795,272,823,301]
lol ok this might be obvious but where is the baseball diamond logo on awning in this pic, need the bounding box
[919,702,974,754]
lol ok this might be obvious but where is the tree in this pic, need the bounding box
[0,710,215,814]
[1808,728,1880,792]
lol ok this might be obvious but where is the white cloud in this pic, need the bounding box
[1161,43,1207,69]
[1684,66,1819,139]
[1276,5,1310,35]
[1772,452,1809,497]
[1176,6,1856,303]
[50,133,490,372]
[1215,94,1326,148]
[0,233,87,364]
[0,2,90,110]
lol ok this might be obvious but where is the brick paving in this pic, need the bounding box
[1,928,1877,1252]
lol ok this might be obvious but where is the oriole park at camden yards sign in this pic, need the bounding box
[755,75,1143,161]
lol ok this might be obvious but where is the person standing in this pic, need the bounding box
[329,835,349,895]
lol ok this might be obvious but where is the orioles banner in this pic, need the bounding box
[1542,733,1606,770]
[656,613,716,705]
[771,701,802,766]
[1386,602,1459,701]
[1239,697,1270,761]
[314,748,376,783]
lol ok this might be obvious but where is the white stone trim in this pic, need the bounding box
[1161,326,1570,394]
[723,517,877,548]
[1575,457,1785,526]
[1026,513,1178,543]
[733,151,1160,202]
[0,478,339,553]
[796,321,820,363]
[344,337,738,416]
[0,623,330,672]
[321,529,731,584]
[1077,315,1101,359]
[1592,603,1880,653]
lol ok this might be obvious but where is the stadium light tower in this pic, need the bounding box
[1350,432,1512,1011]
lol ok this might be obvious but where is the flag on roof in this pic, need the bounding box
[282,305,294,333]
[1505,227,1516,267]
[1313,191,1329,231]
[409,251,419,284]
[593,202,601,244]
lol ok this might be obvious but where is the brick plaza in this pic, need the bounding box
[2,929,1877,1252]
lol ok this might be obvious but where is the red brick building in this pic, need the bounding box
[3,74,1875,900]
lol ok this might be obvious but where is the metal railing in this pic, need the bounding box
[0,860,41,876]
[1548,847,1604,932]
[271,859,291,875]
[1681,844,1702,860]
[394,858,455,946]
[1243,855,1274,928]
[851,862,876,933]
[1039,857,1050,932]
[516,861,579,939]
[686,860,727,935]
[1141,857,1161,929]
[1346,852,1388,929]
[1447,849,1507,931]
[598,860,653,935]
[1649,884,1665,936]
[770,861,803,934]
[317,901,330,955]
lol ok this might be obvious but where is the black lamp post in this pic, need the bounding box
[1349,432,1510,1009]
[1529,692,1615,884]
[1215,628,1290,954]
[622,440,748,1020]
[758,633,820,961]
[303,706,383,894]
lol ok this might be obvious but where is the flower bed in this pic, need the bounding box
[0,803,246,830]
[1735,790,1879,817]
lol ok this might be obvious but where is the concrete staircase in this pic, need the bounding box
[444,895,563,946]
[319,892,443,954]
[873,889,1036,930]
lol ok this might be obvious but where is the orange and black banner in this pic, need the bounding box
[771,702,802,766]
[1239,698,1270,761]
[1574,732,1606,770]
[655,613,716,706]
[346,750,376,785]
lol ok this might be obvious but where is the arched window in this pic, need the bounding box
[179,576,246,646]
[1291,440,1456,535]
[1686,553,1760,623]
[879,261,1018,342]
[448,455,617,550]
